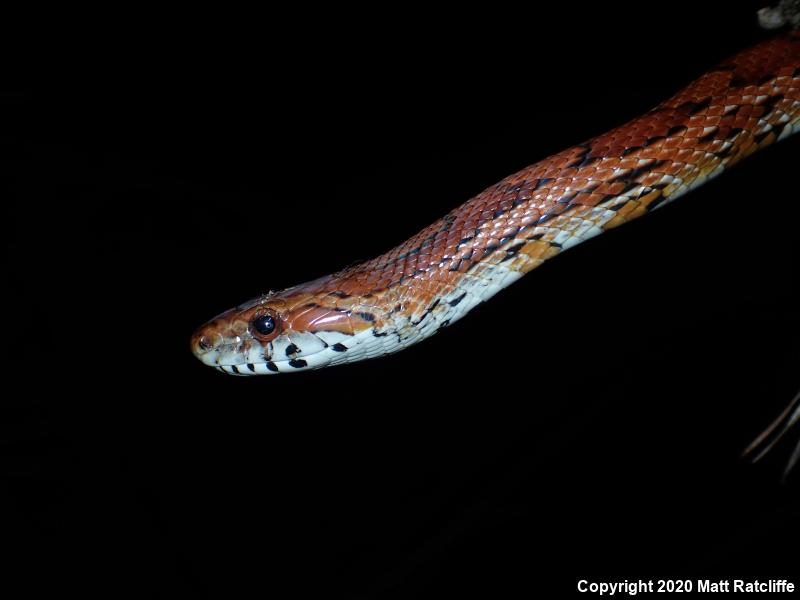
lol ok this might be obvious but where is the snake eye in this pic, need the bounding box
[251,313,277,338]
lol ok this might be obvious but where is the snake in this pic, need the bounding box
[192,16,800,469]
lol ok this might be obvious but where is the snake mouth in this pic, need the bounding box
[214,360,311,376]
[194,325,393,376]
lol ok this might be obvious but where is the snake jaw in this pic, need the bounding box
[191,291,392,375]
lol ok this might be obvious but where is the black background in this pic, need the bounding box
[4,2,800,597]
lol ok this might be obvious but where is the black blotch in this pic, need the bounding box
[457,236,473,246]
[754,129,773,144]
[328,291,350,298]
[621,146,641,157]
[373,331,388,337]
[356,312,376,322]
[615,182,640,197]
[644,135,665,147]
[449,293,467,307]
[512,196,528,208]
[759,93,785,115]
[564,145,591,168]
[667,125,687,137]
[725,127,744,140]
[413,312,430,326]
[285,343,300,357]
[438,319,450,330]
[556,192,577,205]
[500,243,526,262]
[678,97,710,114]
[608,200,626,212]
[537,213,556,225]
[533,177,554,190]
[646,194,667,211]
[611,160,667,185]
[698,127,719,143]
[231,365,240,374]
[526,233,544,241]
[481,243,500,258]
[758,73,777,86]
[428,299,440,312]
[396,246,422,261]
[332,343,348,352]
[730,75,749,88]
[289,359,308,369]
[690,97,711,114]
[246,363,256,372]
[266,361,279,372]
[493,208,506,219]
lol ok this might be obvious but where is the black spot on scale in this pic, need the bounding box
[289,359,308,369]
[266,361,279,372]
[412,311,431,326]
[537,212,556,225]
[556,192,577,205]
[328,290,350,298]
[567,154,602,169]
[373,331,388,337]
[448,292,467,307]
[677,97,710,114]
[285,343,300,357]
[438,319,450,331]
[533,177,554,191]
[725,127,744,140]
[644,135,665,147]
[757,72,778,86]
[759,94,785,115]
[646,194,668,211]
[689,97,711,115]
[457,236,473,247]
[500,243,526,262]
[231,365,240,374]
[754,129,774,144]
[698,127,720,143]
[247,363,256,372]
[564,146,591,168]
[356,311,376,322]
[332,343,348,352]
[481,243,501,259]
[729,76,750,88]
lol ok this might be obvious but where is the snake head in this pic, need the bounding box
[190,278,388,375]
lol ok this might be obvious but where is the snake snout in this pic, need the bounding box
[190,328,224,362]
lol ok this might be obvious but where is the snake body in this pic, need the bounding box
[192,33,800,376]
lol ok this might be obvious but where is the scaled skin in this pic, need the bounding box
[192,33,800,376]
